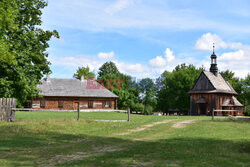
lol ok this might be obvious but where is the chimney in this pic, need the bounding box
[80,75,84,82]
[46,73,50,82]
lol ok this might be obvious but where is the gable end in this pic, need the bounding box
[191,72,215,91]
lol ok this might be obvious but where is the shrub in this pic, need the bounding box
[131,103,144,113]
[144,105,153,115]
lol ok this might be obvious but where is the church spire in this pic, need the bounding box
[209,43,218,76]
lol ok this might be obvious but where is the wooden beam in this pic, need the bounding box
[12,108,127,113]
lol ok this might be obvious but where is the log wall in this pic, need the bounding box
[31,97,117,110]
[190,93,243,116]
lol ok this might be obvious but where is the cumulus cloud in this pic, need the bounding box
[149,56,167,67]
[195,33,250,78]
[218,49,250,78]
[98,51,115,59]
[164,48,175,62]
[195,33,227,51]
[149,48,175,67]
[116,62,144,74]
[49,52,146,77]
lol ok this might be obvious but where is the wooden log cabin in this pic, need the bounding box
[189,47,243,116]
[31,75,119,110]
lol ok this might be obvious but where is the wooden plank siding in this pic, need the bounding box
[190,93,243,116]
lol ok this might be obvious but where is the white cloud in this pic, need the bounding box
[149,48,175,67]
[219,50,245,61]
[164,48,175,62]
[116,62,144,74]
[98,51,115,59]
[149,56,167,67]
[218,49,250,78]
[195,33,250,78]
[49,53,146,78]
[195,33,227,51]
[105,0,135,15]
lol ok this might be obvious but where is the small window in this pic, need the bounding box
[104,101,111,108]
[58,101,64,108]
[40,100,46,108]
[88,101,93,108]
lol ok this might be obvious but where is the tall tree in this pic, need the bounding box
[0,0,59,103]
[98,61,120,77]
[220,70,244,103]
[157,64,202,112]
[138,78,156,114]
[97,62,140,110]
[73,66,95,79]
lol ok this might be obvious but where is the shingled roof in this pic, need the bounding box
[222,96,243,107]
[189,71,237,95]
[37,78,119,98]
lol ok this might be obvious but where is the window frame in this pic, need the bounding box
[104,101,111,108]
[58,101,64,108]
[40,100,46,108]
[88,100,93,108]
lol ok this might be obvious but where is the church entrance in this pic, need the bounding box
[199,104,207,115]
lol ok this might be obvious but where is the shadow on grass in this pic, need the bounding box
[0,124,249,167]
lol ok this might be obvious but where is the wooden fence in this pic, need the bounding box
[212,109,242,120]
[13,108,130,122]
[0,98,16,122]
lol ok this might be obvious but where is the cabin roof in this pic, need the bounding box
[222,96,243,107]
[37,78,119,98]
[189,71,237,95]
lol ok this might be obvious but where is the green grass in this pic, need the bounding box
[0,111,249,167]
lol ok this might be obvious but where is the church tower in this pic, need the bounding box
[209,43,218,76]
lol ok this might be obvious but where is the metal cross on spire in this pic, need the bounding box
[213,43,215,54]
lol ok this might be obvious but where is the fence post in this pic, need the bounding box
[2,98,6,121]
[10,99,16,122]
[127,108,130,122]
[77,103,80,121]
[212,108,214,121]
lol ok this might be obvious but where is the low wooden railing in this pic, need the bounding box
[13,108,131,122]
[212,109,242,120]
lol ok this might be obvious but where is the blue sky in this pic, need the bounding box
[42,0,250,79]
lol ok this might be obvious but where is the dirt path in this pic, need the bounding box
[171,120,195,128]
[37,144,126,167]
[117,120,171,136]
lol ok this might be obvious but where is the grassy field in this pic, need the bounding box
[0,111,249,167]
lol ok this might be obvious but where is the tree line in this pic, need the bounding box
[73,62,250,115]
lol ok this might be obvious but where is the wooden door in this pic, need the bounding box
[199,104,207,115]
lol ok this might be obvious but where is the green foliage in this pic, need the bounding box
[220,70,249,106]
[130,102,144,113]
[73,66,95,79]
[157,64,202,111]
[0,0,59,103]
[243,74,250,105]
[144,105,153,115]
[138,78,156,113]
[97,62,139,110]
[98,61,120,77]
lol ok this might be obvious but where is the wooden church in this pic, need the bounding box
[189,46,243,116]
